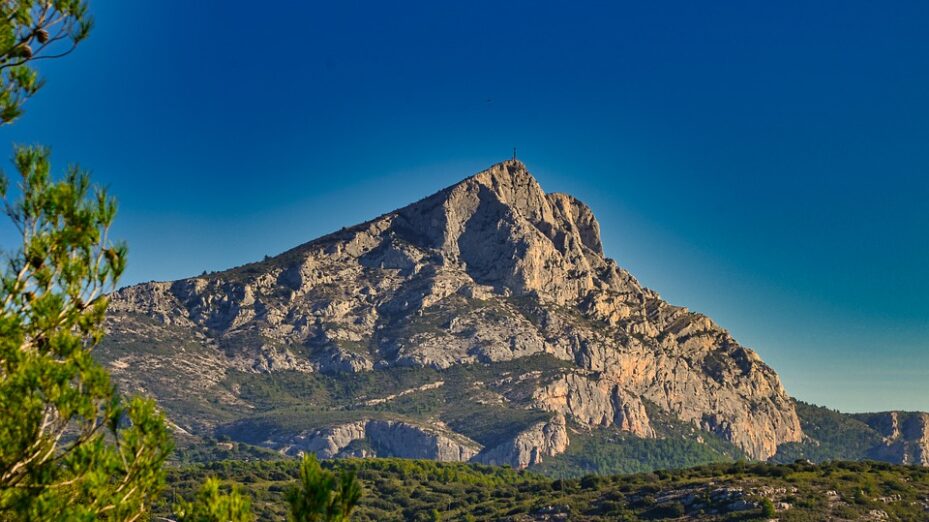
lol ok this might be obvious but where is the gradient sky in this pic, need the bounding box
[1,1,927,413]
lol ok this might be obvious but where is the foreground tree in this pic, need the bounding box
[0,5,363,520]
[0,146,172,519]
[174,477,254,522]
[287,454,361,522]
[0,1,93,125]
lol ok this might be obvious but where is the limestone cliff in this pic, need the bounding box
[860,412,929,466]
[101,159,803,467]
[265,420,481,462]
[474,414,570,468]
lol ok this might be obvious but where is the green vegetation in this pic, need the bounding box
[535,428,744,478]
[0,5,177,519]
[0,1,93,125]
[172,436,284,466]
[0,8,368,519]
[287,454,361,522]
[175,477,255,522]
[772,401,886,463]
[0,146,173,519]
[173,455,361,522]
[533,401,746,478]
[161,458,929,521]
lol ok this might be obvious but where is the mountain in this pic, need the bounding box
[97,159,921,471]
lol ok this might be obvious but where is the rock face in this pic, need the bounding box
[532,372,654,438]
[101,159,804,466]
[267,420,481,462]
[475,414,570,468]
[860,412,929,466]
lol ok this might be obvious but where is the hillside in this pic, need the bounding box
[773,402,929,466]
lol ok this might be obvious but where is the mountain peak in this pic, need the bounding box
[481,158,527,170]
[471,158,529,182]
[462,160,604,256]
[382,160,610,303]
[463,159,551,224]
[105,160,803,464]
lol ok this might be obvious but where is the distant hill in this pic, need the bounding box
[98,159,927,472]
[773,401,929,466]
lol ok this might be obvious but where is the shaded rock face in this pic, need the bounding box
[103,160,802,462]
[270,415,572,469]
[861,412,929,466]
[475,414,570,468]
[272,420,481,462]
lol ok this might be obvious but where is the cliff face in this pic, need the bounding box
[102,160,803,467]
[860,412,929,466]
[262,420,481,462]
[474,414,570,468]
[767,401,929,468]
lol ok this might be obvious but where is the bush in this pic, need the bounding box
[760,498,776,517]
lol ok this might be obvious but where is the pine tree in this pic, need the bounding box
[287,454,362,522]
[0,1,93,125]
[175,477,254,522]
[0,146,173,519]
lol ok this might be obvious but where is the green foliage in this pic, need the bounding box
[0,146,173,519]
[534,406,746,479]
[157,458,544,521]
[534,429,742,478]
[171,436,285,465]
[286,454,361,522]
[772,401,885,463]
[760,497,776,517]
[175,477,254,522]
[160,458,929,521]
[0,1,93,124]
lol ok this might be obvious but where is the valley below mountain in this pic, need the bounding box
[98,160,929,474]
[159,458,929,521]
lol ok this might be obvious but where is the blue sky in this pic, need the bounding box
[1,1,927,412]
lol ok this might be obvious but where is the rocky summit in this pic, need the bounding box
[98,160,918,471]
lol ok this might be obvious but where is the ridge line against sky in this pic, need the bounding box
[0,0,926,413]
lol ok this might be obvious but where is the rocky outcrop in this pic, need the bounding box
[474,414,570,468]
[532,372,654,438]
[274,420,481,462]
[102,159,804,461]
[861,412,929,466]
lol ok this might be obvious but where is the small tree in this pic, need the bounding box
[287,454,362,522]
[0,1,93,125]
[760,497,777,517]
[175,477,254,522]
[0,146,172,519]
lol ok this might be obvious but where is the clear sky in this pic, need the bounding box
[1,1,927,413]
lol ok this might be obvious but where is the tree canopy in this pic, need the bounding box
[0,146,173,519]
[0,1,92,125]
[175,477,254,522]
[287,454,361,522]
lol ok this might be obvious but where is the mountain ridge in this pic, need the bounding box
[99,159,920,471]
